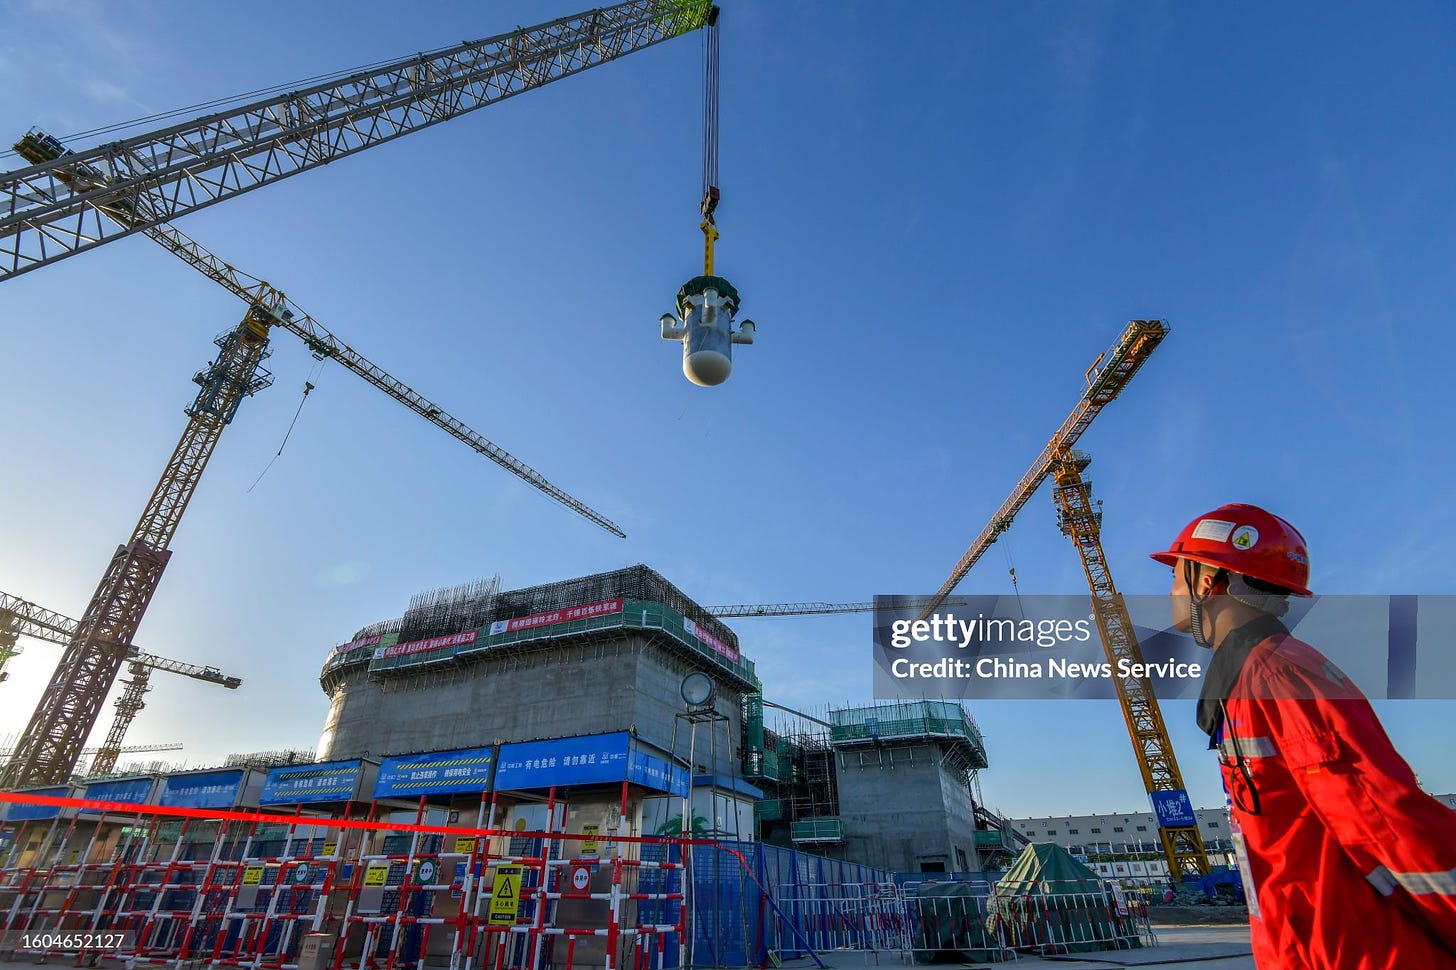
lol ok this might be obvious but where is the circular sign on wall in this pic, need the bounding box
[571,865,591,892]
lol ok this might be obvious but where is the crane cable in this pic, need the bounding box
[701,8,720,212]
[1003,539,1027,620]
[698,7,721,274]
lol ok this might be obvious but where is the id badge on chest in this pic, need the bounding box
[1230,815,1260,919]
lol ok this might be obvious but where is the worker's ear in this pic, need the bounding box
[1198,568,1230,597]
[1192,565,1224,597]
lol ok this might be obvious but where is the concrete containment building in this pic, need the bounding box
[317,565,757,784]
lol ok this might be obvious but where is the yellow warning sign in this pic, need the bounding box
[488,865,523,925]
[581,824,599,858]
[364,863,390,888]
[242,865,265,887]
[322,841,338,856]
[454,837,476,854]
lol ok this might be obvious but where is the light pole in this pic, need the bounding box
[675,672,726,968]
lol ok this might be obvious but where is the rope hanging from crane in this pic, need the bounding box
[246,380,316,493]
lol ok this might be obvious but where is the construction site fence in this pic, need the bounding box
[0,802,1153,969]
[0,800,705,970]
[908,878,1157,963]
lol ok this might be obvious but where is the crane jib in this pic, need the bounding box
[0,1,712,280]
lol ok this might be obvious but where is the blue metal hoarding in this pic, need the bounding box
[80,777,157,812]
[495,733,685,795]
[159,769,246,809]
[2,787,69,821]
[260,759,362,805]
[495,733,631,790]
[628,750,689,797]
[374,747,494,799]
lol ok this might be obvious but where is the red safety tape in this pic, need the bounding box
[0,791,718,846]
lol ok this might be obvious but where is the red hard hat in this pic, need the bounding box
[1150,503,1313,596]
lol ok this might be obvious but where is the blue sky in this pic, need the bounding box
[1,0,1453,821]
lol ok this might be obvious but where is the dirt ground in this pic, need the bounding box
[1149,904,1251,925]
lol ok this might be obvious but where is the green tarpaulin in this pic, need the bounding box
[985,843,1144,955]
[914,881,1004,964]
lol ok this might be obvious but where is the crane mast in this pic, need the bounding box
[1051,449,1209,878]
[0,0,714,281]
[0,311,271,788]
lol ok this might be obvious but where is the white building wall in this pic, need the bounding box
[1005,794,1456,887]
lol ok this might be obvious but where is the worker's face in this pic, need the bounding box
[1169,559,1200,633]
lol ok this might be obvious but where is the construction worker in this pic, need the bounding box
[1151,503,1456,969]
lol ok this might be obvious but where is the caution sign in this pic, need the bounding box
[580,824,599,858]
[1109,881,1129,916]
[453,837,476,855]
[242,865,265,886]
[488,865,523,925]
[322,841,338,857]
[364,863,390,888]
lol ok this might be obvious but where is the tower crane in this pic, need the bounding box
[707,602,876,618]
[0,742,183,764]
[914,319,1210,878]
[0,0,716,280]
[0,590,241,777]
[707,600,977,617]
[0,1,716,788]
[0,611,22,684]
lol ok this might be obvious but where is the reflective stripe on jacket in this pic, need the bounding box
[1220,632,1456,969]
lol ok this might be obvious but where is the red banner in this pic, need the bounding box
[334,633,382,654]
[683,618,739,663]
[490,599,624,635]
[373,629,477,660]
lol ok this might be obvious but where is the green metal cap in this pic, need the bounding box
[663,0,716,34]
[677,275,740,316]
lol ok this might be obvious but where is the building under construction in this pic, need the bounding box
[317,565,1015,874]
[746,699,1020,873]
[319,565,755,785]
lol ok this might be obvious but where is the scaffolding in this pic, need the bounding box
[828,701,988,769]
[493,566,737,655]
[224,751,319,771]
[324,567,755,694]
[396,576,502,645]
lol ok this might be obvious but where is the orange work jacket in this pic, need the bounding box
[1202,617,1456,969]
